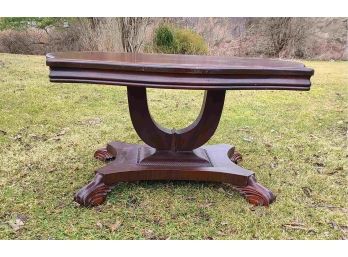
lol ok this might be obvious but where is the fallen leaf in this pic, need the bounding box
[48,128,70,141]
[243,137,253,142]
[283,224,306,230]
[109,221,122,232]
[13,134,22,141]
[199,202,213,208]
[314,162,325,167]
[96,221,103,229]
[270,161,278,169]
[143,229,156,239]
[309,134,319,139]
[16,214,28,222]
[48,168,56,173]
[308,205,348,212]
[338,225,348,234]
[47,136,62,141]
[8,218,25,231]
[237,126,251,132]
[81,118,102,126]
[328,221,339,230]
[302,187,312,197]
[153,217,164,225]
[28,133,47,141]
[217,231,226,236]
[282,222,315,233]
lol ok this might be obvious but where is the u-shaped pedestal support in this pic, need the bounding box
[127,87,226,151]
[75,87,276,207]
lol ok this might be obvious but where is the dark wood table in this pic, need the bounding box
[46,52,314,207]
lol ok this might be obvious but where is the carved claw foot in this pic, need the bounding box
[94,147,115,162]
[230,151,242,164]
[235,175,276,206]
[74,173,111,207]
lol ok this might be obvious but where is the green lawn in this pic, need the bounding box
[0,53,347,239]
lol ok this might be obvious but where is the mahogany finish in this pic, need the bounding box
[46,52,314,207]
[47,52,313,90]
[127,87,225,151]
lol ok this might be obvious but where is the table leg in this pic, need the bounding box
[74,87,276,207]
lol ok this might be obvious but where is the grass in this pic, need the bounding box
[0,53,347,240]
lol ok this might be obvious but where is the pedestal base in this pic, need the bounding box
[74,142,276,207]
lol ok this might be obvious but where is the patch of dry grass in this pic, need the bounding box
[0,53,347,239]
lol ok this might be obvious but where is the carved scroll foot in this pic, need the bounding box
[74,173,111,207]
[235,175,276,206]
[230,151,242,164]
[94,147,115,162]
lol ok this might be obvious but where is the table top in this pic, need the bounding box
[46,52,314,90]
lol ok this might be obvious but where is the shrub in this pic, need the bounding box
[153,24,208,55]
[175,28,209,54]
[0,29,46,54]
[153,25,176,53]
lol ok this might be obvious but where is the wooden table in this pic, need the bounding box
[46,52,314,207]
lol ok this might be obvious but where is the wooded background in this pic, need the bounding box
[0,17,347,60]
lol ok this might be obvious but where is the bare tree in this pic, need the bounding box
[117,17,150,52]
[261,17,311,57]
[86,17,103,30]
[266,18,293,56]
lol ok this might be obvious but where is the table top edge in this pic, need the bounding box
[46,52,314,75]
